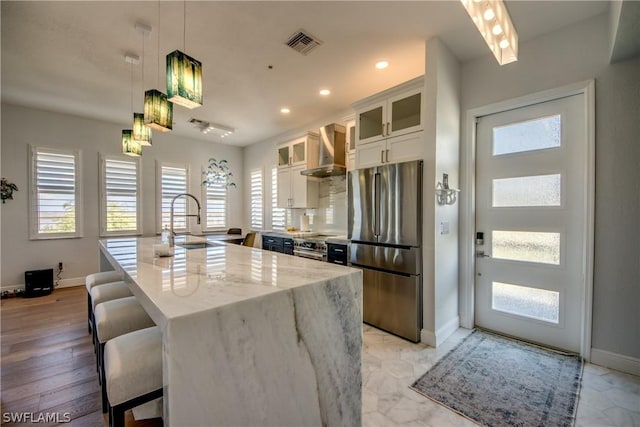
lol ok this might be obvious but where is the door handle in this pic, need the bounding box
[381,150,385,163]
[385,149,389,163]
[476,250,490,258]
[387,122,390,136]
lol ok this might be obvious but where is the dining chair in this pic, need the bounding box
[242,232,257,247]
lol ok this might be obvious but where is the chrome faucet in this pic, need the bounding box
[169,193,201,247]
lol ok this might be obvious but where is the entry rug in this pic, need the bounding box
[410,330,583,427]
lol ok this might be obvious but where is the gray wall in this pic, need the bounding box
[1,104,244,287]
[423,38,461,344]
[461,13,640,359]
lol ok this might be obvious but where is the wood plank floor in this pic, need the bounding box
[1,287,162,427]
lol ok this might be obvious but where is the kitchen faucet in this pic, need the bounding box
[169,193,201,247]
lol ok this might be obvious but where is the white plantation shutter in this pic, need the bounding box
[271,167,285,231]
[160,165,189,231]
[203,181,227,230]
[101,156,140,235]
[30,146,82,239]
[250,169,263,230]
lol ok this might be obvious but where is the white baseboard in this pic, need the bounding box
[420,316,460,347]
[590,348,640,377]
[1,276,85,293]
[421,329,436,347]
[58,276,85,288]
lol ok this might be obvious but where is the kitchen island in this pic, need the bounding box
[99,236,362,426]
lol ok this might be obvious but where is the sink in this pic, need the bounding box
[177,242,215,250]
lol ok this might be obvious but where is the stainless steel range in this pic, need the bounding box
[292,235,334,262]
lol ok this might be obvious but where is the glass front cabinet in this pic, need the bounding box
[355,78,424,146]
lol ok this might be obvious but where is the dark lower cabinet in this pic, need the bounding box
[262,235,294,255]
[327,243,348,265]
[262,236,283,252]
[283,238,294,255]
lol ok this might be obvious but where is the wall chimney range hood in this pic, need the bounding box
[301,123,346,178]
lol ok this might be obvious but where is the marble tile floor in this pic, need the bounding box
[362,325,640,427]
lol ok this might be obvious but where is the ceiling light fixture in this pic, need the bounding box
[280,107,290,114]
[132,24,152,146]
[189,118,234,138]
[166,1,203,109]
[375,60,389,69]
[122,130,142,157]
[145,2,173,132]
[319,89,331,96]
[124,53,145,156]
[460,0,518,65]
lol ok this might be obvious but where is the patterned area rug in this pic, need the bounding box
[410,330,583,427]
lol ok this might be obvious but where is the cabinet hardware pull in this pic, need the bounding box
[381,150,384,163]
[386,122,390,136]
[386,149,390,163]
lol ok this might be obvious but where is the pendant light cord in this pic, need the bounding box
[157,0,161,89]
[141,30,144,104]
[130,61,134,115]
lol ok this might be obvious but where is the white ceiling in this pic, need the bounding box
[1,1,608,147]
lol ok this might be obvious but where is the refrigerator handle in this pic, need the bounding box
[374,172,381,237]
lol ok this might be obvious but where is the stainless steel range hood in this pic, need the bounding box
[301,123,346,177]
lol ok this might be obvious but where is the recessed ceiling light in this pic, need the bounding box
[280,107,291,114]
[375,61,389,69]
[319,89,331,96]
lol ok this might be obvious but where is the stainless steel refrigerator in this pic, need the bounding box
[348,160,423,342]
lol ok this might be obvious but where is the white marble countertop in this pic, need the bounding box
[99,235,359,328]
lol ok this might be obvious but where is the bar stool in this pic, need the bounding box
[85,271,123,334]
[89,281,133,351]
[104,326,163,427]
[94,296,156,413]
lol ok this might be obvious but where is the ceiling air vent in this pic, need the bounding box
[285,29,323,55]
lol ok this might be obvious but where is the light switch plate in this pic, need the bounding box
[440,221,450,235]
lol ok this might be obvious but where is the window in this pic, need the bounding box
[158,163,189,232]
[29,146,82,239]
[250,168,263,230]
[100,155,141,236]
[201,175,227,231]
[271,167,285,231]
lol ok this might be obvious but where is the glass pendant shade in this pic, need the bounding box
[166,50,203,109]
[122,130,142,157]
[144,89,173,132]
[132,113,152,146]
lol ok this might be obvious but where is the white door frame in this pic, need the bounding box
[459,80,595,360]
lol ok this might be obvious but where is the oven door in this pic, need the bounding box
[293,249,327,262]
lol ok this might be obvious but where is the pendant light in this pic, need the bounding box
[166,1,203,109]
[145,1,173,132]
[122,130,142,157]
[123,55,143,157]
[133,24,152,146]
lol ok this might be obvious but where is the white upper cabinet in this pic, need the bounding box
[276,133,319,208]
[277,133,318,168]
[353,77,425,168]
[345,117,356,170]
[355,78,424,146]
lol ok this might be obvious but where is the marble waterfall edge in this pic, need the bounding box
[164,274,362,426]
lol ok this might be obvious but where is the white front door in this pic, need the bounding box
[475,94,587,353]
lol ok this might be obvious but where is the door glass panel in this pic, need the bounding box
[492,230,560,265]
[359,107,383,140]
[391,93,421,132]
[493,114,561,155]
[493,174,561,207]
[492,281,559,323]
